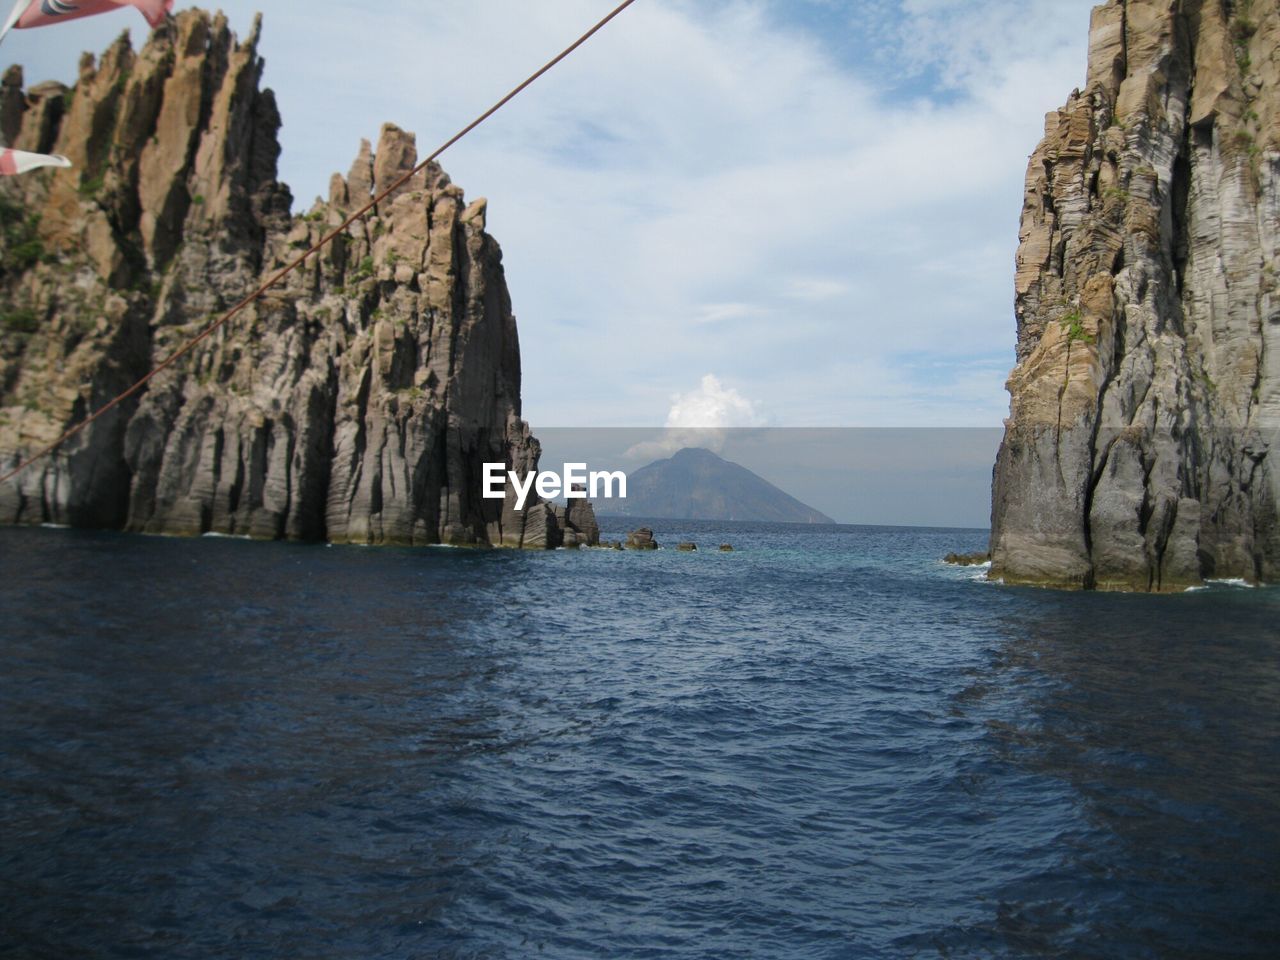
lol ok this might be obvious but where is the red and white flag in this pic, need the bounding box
[1,0,173,45]
[0,147,72,176]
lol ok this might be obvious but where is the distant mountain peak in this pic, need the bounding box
[669,447,723,462]
[604,447,834,524]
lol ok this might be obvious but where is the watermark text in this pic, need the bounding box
[483,463,627,510]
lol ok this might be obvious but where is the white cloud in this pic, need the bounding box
[666,374,762,430]
[787,278,850,302]
[692,303,762,326]
[624,373,763,458]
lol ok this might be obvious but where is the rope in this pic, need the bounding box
[0,0,638,487]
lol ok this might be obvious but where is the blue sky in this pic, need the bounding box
[2,0,1098,430]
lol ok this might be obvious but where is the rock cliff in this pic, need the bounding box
[990,0,1280,590]
[0,10,596,548]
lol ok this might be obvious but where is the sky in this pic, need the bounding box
[1,0,1099,433]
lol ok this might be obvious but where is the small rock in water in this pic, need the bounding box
[676,542,697,552]
[943,551,990,566]
[625,528,659,551]
[718,544,734,552]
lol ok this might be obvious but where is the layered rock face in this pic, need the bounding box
[0,10,596,548]
[990,0,1280,590]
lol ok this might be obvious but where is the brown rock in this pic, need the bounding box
[519,504,562,550]
[564,495,600,546]
[327,172,348,208]
[346,139,374,203]
[943,551,990,567]
[625,527,659,550]
[1,65,24,146]
[990,0,1280,591]
[13,81,68,155]
[372,123,419,205]
[0,13,558,549]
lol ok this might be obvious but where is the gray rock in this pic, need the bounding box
[625,527,658,550]
[564,496,600,546]
[1,65,24,146]
[943,551,989,567]
[0,13,564,549]
[990,0,1280,590]
[518,503,561,551]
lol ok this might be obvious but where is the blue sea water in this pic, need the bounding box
[0,520,1277,959]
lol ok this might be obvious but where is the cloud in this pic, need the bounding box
[896,0,1090,92]
[625,373,763,459]
[666,374,763,429]
[787,278,850,302]
[691,302,763,326]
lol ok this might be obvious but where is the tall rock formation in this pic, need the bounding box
[990,0,1280,590]
[0,10,596,548]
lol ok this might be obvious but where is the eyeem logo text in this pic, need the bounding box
[483,463,627,511]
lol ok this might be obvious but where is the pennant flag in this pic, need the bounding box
[1,0,173,46]
[0,147,73,176]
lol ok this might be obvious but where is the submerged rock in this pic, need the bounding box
[990,0,1280,591]
[676,541,697,552]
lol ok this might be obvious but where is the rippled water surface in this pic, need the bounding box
[1,522,1278,958]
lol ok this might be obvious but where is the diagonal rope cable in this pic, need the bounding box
[1,0,638,487]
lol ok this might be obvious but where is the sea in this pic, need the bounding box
[1,520,1277,959]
